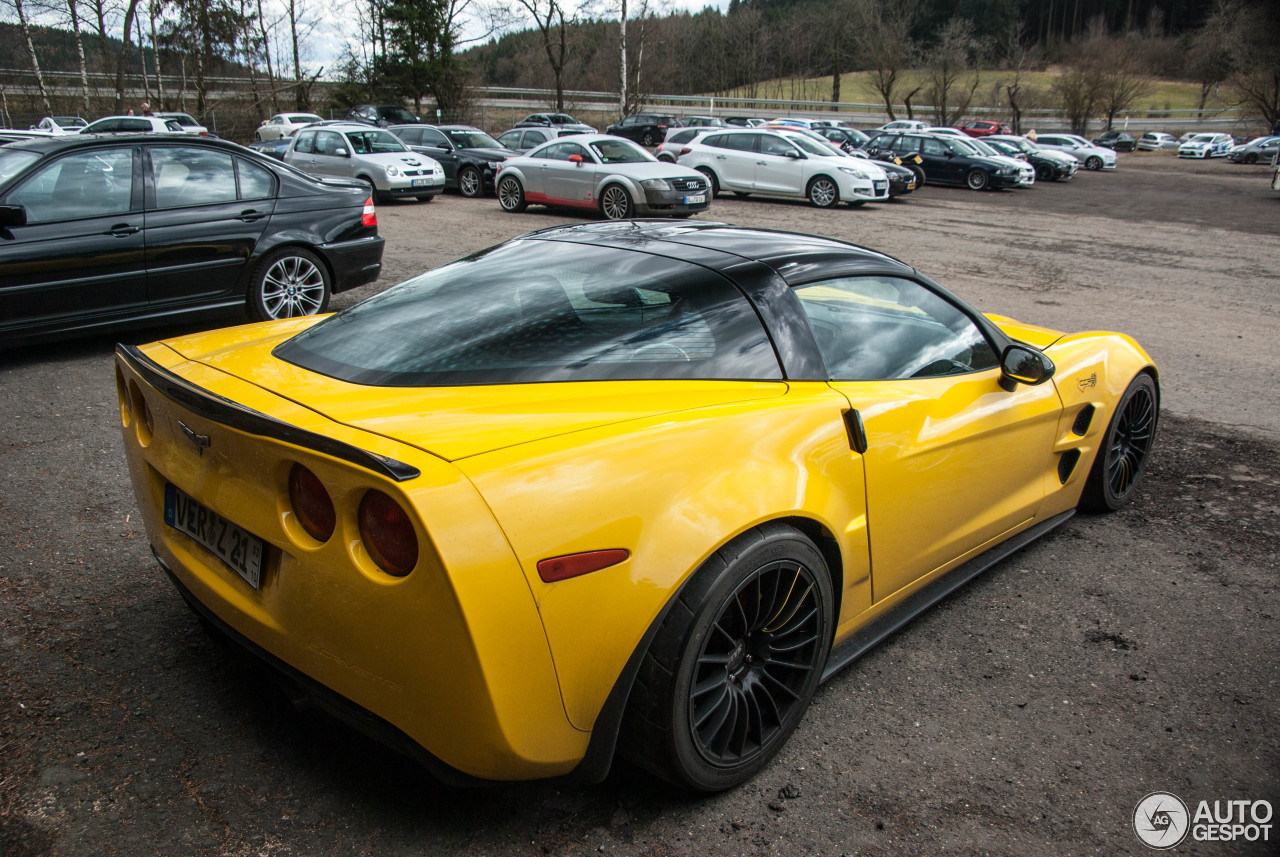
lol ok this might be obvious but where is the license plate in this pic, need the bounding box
[165,483,265,589]
[411,178,431,187]
[874,181,888,191]
[683,194,705,204]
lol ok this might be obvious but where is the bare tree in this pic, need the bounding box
[514,0,574,111]
[924,16,982,126]
[64,0,92,112]
[8,0,53,115]
[1095,44,1153,129]
[853,0,921,121]
[1218,0,1280,127]
[998,20,1040,134]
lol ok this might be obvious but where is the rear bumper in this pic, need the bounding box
[319,234,384,293]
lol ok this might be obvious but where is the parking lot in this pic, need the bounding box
[2,153,1277,856]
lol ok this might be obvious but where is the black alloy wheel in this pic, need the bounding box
[497,175,527,212]
[619,523,833,791]
[641,130,657,147]
[1035,162,1055,182]
[457,165,482,197]
[1080,373,1159,512]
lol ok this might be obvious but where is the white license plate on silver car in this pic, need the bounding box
[411,178,433,188]
[164,483,264,588]
[684,194,705,204]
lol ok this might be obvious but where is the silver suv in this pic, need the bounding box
[284,122,444,202]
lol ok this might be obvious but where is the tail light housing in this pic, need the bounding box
[289,463,336,542]
[359,490,418,576]
[362,196,377,227]
[680,146,692,156]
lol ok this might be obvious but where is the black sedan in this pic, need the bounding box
[1092,130,1137,152]
[814,126,872,153]
[0,135,384,347]
[388,124,518,198]
[606,114,683,147]
[863,131,1021,190]
[247,137,292,160]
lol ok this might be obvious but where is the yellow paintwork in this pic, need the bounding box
[118,311,1156,781]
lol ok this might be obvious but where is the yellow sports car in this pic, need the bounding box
[116,222,1158,791]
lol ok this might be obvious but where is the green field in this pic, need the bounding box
[709,70,1232,117]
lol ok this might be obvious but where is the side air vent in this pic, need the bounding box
[1072,404,1096,436]
[1058,449,1082,484]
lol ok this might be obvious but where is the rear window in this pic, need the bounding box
[274,239,781,386]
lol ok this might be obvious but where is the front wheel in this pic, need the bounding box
[1079,373,1159,512]
[1085,155,1103,171]
[599,184,634,220]
[1244,153,1258,164]
[457,165,483,198]
[497,175,527,212]
[247,247,331,322]
[807,175,839,208]
[965,168,989,190]
[1035,162,1055,182]
[619,523,833,791]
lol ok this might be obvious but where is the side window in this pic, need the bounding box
[758,134,796,157]
[315,131,346,156]
[395,127,422,145]
[89,119,120,133]
[419,128,451,148]
[921,137,947,156]
[292,131,315,154]
[716,134,756,152]
[793,276,999,381]
[539,142,575,161]
[151,147,237,208]
[497,131,520,148]
[894,136,922,154]
[8,149,134,222]
[236,157,275,200]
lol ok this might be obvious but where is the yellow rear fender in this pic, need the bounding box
[1039,332,1158,516]
[460,381,873,733]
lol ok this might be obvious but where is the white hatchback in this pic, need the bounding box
[677,128,889,207]
[255,112,326,141]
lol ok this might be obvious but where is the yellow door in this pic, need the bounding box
[831,372,1060,601]
[792,274,1062,604]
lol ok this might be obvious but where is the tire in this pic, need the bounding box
[599,183,634,220]
[910,165,927,186]
[247,247,331,322]
[1035,162,1055,182]
[641,131,657,147]
[1085,156,1103,171]
[1244,153,1258,164]
[965,168,989,191]
[457,165,482,198]
[658,154,675,163]
[733,191,751,199]
[1079,373,1159,512]
[253,130,262,142]
[696,167,720,198]
[806,175,839,208]
[619,523,834,791]
[497,175,527,212]
[358,177,380,204]
[415,194,434,203]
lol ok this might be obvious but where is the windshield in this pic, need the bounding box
[289,114,323,124]
[344,130,408,154]
[1191,134,1215,143]
[0,150,41,187]
[590,138,653,163]
[786,134,837,157]
[54,117,86,128]
[377,106,418,124]
[446,129,503,149]
[274,239,781,386]
[966,139,1002,157]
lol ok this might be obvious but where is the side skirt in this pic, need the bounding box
[821,510,1075,683]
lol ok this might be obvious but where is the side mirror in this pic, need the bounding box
[569,154,584,165]
[0,204,27,228]
[784,150,803,159]
[334,148,348,157]
[1000,344,1055,391]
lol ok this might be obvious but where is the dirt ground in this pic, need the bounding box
[1,152,1277,857]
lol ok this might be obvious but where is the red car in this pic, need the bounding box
[959,120,1012,138]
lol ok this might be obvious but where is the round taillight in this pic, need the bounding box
[289,463,335,543]
[359,489,418,576]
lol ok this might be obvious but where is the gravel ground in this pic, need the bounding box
[2,152,1277,857]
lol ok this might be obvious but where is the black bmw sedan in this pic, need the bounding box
[0,134,384,347]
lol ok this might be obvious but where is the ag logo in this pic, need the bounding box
[1134,792,1190,849]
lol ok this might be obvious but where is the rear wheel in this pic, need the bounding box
[248,247,331,322]
[696,167,720,198]
[599,184,634,220]
[806,175,839,208]
[965,168,989,190]
[1079,373,1159,512]
[641,130,657,147]
[497,175,527,212]
[620,523,833,791]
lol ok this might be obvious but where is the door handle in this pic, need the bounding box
[237,210,266,222]
[756,160,767,165]
[842,409,868,453]
[105,224,140,237]
[715,155,726,160]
